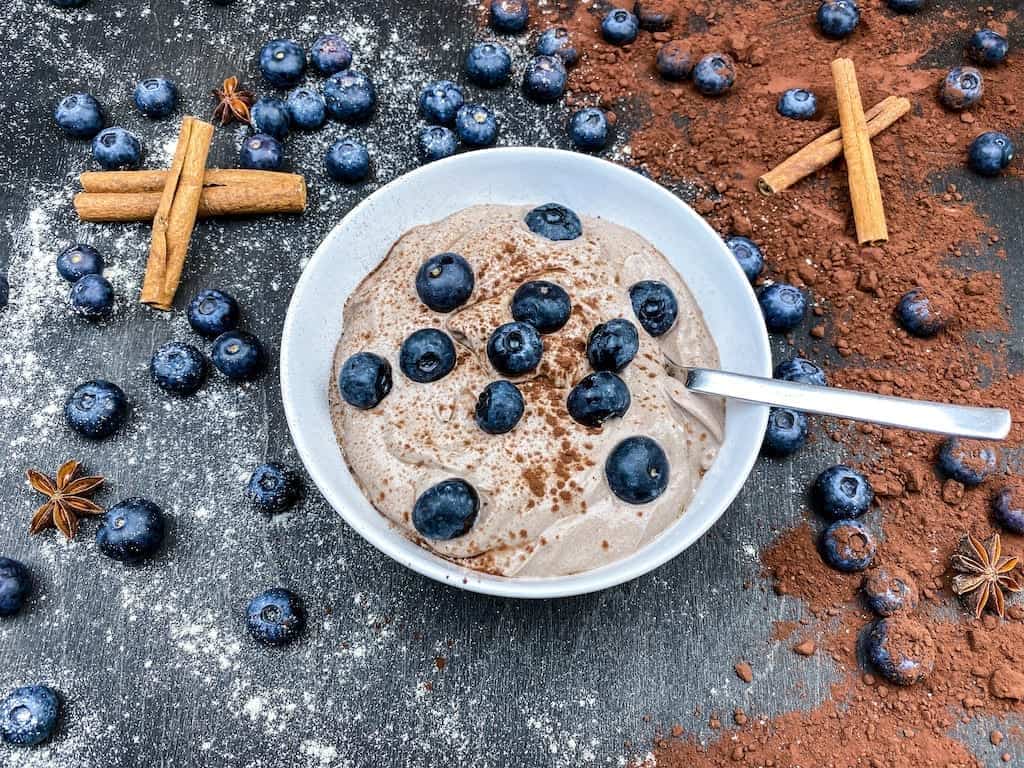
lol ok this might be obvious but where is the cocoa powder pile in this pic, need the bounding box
[508,0,1024,765]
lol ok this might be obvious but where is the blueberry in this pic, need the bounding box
[968,131,1014,176]
[56,243,103,283]
[761,407,808,457]
[400,329,457,383]
[568,371,631,428]
[240,134,284,171]
[536,27,577,67]
[92,127,142,170]
[774,357,827,386]
[475,380,525,434]
[339,352,392,409]
[0,685,59,747]
[419,80,466,124]
[489,0,529,33]
[758,283,806,333]
[466,44,512,88]
[656,40,694,81]
[569,108,609,152]
[286,86,326,130]
[634,0,675,31]
[250,97,291,140]
[417,125,459,163]
[486,321,543,376]
[587,318,639,372]
[814,464,874,519]
[777,88,818,120]
[862,566,919,617]
[725,235,764,282]
[511,280,571,334]
[455,104,499,147]
[187,289,240,338]
[895,288,945,338]
[525,202,581,241]
[605,436,669,504]
[69,274,114,319]
[937,437,996,487]
[133,77,177,118]
[968,29,1008,67]
[601,9,639,46]
[65,380,127,439]
[325,138,370,183]
[523,55,567,102]
[211,330,267,381]
[887,0,923,10]
[820,519,875,572]
[415,252,475,312]
[246,462,302,514]
[939,66,983,110]
[0,558,30,617]
[817,0,860,38]
[246,588,305,645]
[324,70,376,123]
[54,93,103,138]
[693,53,735,96]
[259,39,306,88]
[413,479,479,539]
[866,617,935,686]
[629,280,678,337]
[96,498,165,563]
[150,341,207,397]
[310,34,353,76]
[993,487,1024,534]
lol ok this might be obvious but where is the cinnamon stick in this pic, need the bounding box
[80,168,300,194]
[758,95,910,196]
[139,117,214,310]
[831,59,888,245]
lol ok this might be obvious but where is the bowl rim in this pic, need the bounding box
[281,146,771,599]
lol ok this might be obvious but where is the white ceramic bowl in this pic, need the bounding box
[281,147,771,599]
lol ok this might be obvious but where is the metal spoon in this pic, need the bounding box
[684,368,1011,440]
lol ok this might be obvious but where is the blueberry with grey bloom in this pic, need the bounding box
[568,371,631,428]
[323,70,377,123]
[286,87,326,130]
[895,289,945,338]
[605,436,669,504]
[338,352,392,409]
[413,479,479,539]
[762,407,807,457]
[57,243,103,283]
[523,55,567,102]
[725,235,764,282]
[569,108,609,152]
[133,77,177,118]
[310,34,353,76]
[817,0,860,38]
[54,93,103,138]
[820,519,875,572]
[937,437,996,486]
[259,39,306,88]
[487,321,543,376]
[65,380,127,439]
[246,463,302,514]
[69,274,114,319]
[693,53,735,96]
[939,66,983,110]
[525,203,581,241]
[187,289,239,337]
[774,357,827,386]
[489,0,528,33]
[634,0,675,31]
[887,0,923,11]
[239,134,284,171]
[758,283,806,333]
[419,80,465,124]
[601,8,639,46]
[417,125,458,163]
[325,138,370,183]
[777,89,817,120]
[416,252,475,312]
[475,380,525,434]
[150,341,207,397]
[814,465,874,519]
[92,127,142,169]
[0,558,30,617]
[656,41,694,81]
[455,104,498,147]
[862,566,919,617]
[250,97,290,140]
[246,588,305,645]
[211,330,267,381]
[96,498,165,563]
[968,29,1008,67]
[993,487,1024,535]
[630,280,678,337]
[587,318,639,372]
[511,280,571,334]
[0,685,60,747]
[866,618,934,686]
[536,27,577,67]
[400,329,457,383]
[466,44,512,88]
[968,131,1014,176]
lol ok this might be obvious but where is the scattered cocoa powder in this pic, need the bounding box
[733,661,753,684]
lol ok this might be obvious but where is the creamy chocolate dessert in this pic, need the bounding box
[330,203,723,578]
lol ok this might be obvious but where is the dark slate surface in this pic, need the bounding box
[0,1,1020,766]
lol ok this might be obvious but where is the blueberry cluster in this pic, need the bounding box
[652,37,736,98]
[58,242,115,320]
[812,464,878,573]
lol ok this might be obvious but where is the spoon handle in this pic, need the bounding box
[685,368,1011,440]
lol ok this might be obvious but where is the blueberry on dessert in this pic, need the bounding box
[259,39,306,88]
[413,479,480,539]
[486,322,543,376]
[211,330,267,381]
[239,134,284,171]
[761,407,808,457]
[939,66,983,110]
[65,380,127,439]
[634,0,675,31]
[339,352,392,409]
[454,104,499,147]
[601,9,639,46]
[475,380,525,434]
[569,107,609,152]
[629,280,678,337]
[968,29,1009,67]
[587,318,639,372]
[536,27,577,67]
[866,617,935,686]
[758,283,806,333]
[325,138,370,183]
[862,566,919,617]
[0,685,60,747]
[777,88,818,120]
[605,436,669,504]
[937,437,996,487]
[96,498,166,563]
[692,53,735,96]
[92,127,142,170]
[310,34,353,76]
[0,558,30,617]
[417,125,459,163]
[567,371,631,428]
[419,80,466,124]
[54,92,104,138]
[56,243,103,282]
[525,203,582,241]
[286,86,326,130]
[466,44,512,88]
[887,0,924,11]
[323,70,377,123]
[250,97,291,140]
[246,462,302,514]
[187,289,240,337]
[511,280,571,333]
[523,55,567,102]
[774,357,827,386]
[415,252,475,312]
[133,77,177,118]
[895,289,945,338]
[150,341,207,397]
[246,588,305,645]
[968,131,1014,176]
[400,329,457,383]
[993,487,1024,534]
[725,235,764,282]
[69,274,114,319]
[655,40,694,81]
[817,0,860,39]
[489,0,529,34]
[814,465,874,519]
[820,519,875,572]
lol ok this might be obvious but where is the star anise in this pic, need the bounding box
[26,460,104,540]
[212,76,254,126]
[951,532,1023,618]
